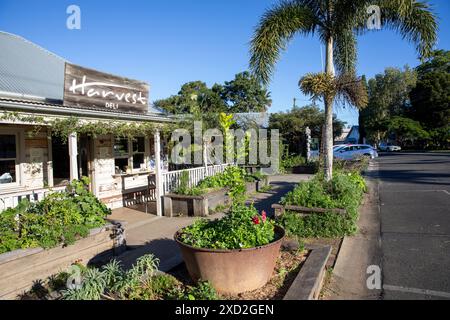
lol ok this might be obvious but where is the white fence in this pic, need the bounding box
[0,164,231,212]
[0,186,67,212]
[162,164,230,194]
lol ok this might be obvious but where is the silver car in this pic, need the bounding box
[334,144,379,160]
[379,143,402,152]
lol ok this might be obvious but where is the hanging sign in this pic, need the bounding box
[63,63,149,113]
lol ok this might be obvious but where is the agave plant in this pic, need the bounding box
[250,0,438,181]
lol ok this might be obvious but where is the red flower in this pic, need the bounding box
[261,211,267,222]
[252,215,260,225]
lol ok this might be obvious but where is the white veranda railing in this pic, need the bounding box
[0,186,67,212]
[162,164,230,194]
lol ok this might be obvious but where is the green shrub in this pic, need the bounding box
[174,166,250,203]
[183,281,218,300]
[179,205,275,250]
[282,155,306,169]
[0,178,110,254]
[279,170,366,238]
[281,178,336,209]
[279,211,357,238]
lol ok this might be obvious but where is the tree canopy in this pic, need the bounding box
[154,81,226,115]
[359,50,450,149]
[153,72,271,115]
[359,66,418,144]
[217,71,272,113]
[269,105,345,156]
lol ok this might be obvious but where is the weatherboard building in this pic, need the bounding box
[0,31,175,216]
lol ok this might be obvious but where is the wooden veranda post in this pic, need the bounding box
[154,130,163,217]
[68,132,79,181]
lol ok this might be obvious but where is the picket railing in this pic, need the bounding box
[0,186,67,212]
[162,164,230,194]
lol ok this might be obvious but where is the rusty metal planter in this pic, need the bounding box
[174,226,285,294]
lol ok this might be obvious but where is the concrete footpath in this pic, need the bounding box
[323,162,383,300]
[109,174,309,272]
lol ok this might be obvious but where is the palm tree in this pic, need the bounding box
[250,0,438,180]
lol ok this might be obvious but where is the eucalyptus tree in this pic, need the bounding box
[250,0,438,180]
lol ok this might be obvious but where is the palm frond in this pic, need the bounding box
[299,72,336,101]
[335,73,368,109]
[249,0,318,84]
[333,28,357,74]
[299,72,368,109]
[376,0,438,59]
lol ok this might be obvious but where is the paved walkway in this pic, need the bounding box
[108,174,310,271]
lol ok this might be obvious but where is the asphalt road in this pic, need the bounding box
[373,152,450,300]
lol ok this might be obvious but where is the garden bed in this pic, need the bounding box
[169,239,334,300]
[0,222,125,300]
[18,238,335,301]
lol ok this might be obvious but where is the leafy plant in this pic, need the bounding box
[178,205,276,250]
[279,169,366,238]
[173,166,251,203]
[282,155,306,169]
[183,281,218,300]
[62,268,107,300]
[58,254,219,301]
[0,178,110,254]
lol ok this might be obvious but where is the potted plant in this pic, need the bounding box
[174,205,285,294]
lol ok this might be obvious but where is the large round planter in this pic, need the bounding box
[174,226,285,294]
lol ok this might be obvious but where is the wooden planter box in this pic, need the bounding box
[0,222,126,300]
[163,189,229,218]
[164,179,270,218]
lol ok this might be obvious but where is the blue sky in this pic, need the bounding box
[0,0,449,126]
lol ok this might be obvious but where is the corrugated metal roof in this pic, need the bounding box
[0,31,65,101]
[0,31,163,115]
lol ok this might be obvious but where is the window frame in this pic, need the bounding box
[112,136,148,174]
[0,130,21,189]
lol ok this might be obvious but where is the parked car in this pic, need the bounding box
[334,144,379,160]
[379,143,402,152]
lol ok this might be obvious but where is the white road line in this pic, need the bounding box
[384,284,450,299]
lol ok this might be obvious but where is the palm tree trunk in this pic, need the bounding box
[323,36,335,181]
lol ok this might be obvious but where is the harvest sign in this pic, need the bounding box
[63,63,149,114]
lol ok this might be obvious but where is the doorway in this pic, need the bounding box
[51,134,70,186]
[78,135,94,190]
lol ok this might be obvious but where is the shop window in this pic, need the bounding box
[132,137,145,169]
[113,138,129,158]
[0,134,18,184]
[114,138,130,174]
[113,137,147,173]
